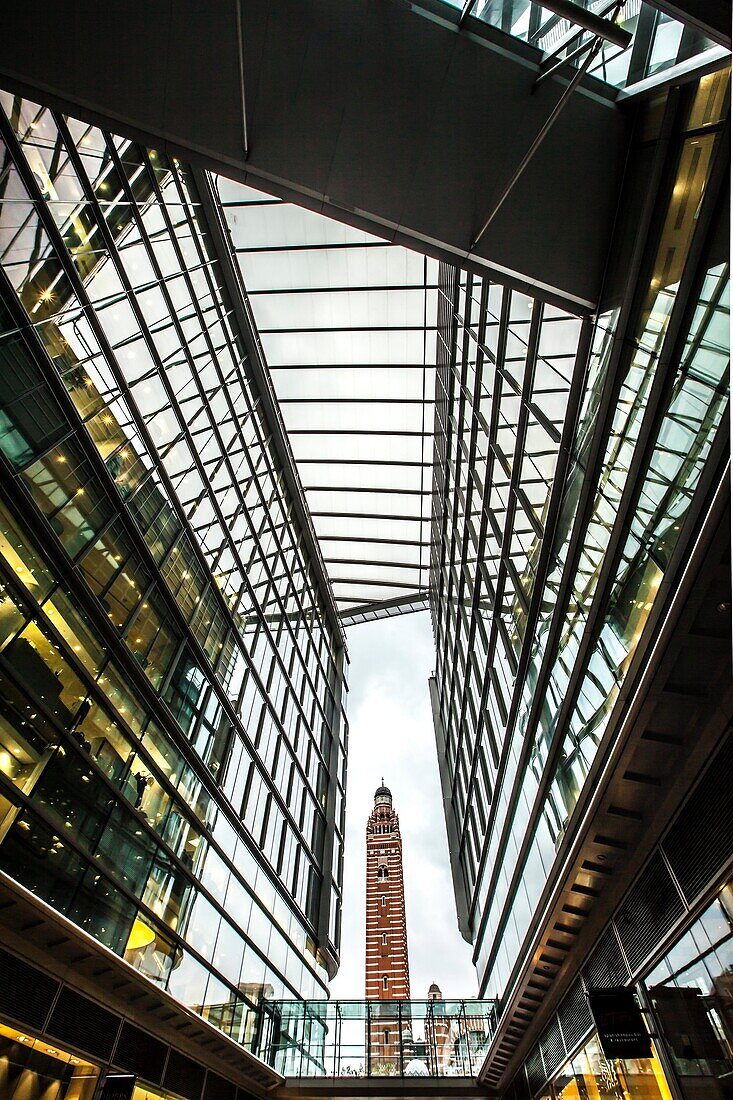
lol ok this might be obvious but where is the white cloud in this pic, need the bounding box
[329,612,477,1001]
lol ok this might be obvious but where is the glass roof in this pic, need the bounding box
[216,177,438,621]
[442,0,726,91]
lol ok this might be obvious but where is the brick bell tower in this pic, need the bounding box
[365,782,411,1071]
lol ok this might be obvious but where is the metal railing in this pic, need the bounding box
[253,999,498,1078]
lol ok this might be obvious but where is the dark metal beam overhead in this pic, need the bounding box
[0,0,629,310]
[647,0,731,48]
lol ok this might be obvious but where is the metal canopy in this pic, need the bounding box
[216,178,438,620]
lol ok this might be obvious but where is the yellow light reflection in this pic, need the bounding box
[125,917,156,952]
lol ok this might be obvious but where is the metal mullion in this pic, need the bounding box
[305,485,424,496]
[523,390,565,446]
[288,428,429,437]
[232,240,389,253]
[148,159,339,722]
[258,324,437,334]
[511,482,545,541]
[308,510,423,521]
[324,556,424,571]
[472,105,728,978]
[278,397,433,406]
[270,362,431,369]
[297,459,431,468]
[626,4,658,85]
[331,578,424,590]
[320,534,430,547]
[250,284,440,296]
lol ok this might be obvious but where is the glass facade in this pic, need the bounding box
[430,70,730,1002]
[520,883,733,1100]
[545,1032,674,1100]
[0,88,348,1043]
[645,885,733,1100]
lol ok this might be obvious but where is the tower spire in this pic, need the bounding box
[365,785,411,1070]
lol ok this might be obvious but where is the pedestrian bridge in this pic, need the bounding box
[254,999,498,1082]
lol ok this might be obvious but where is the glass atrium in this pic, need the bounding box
[0,4,730,1100]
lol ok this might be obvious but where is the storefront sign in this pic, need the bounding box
[587,987,652,1059]
[99,1073,137,1100]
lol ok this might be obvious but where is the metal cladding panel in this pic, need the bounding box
[0,0,630,309]
[662,732,733,905]
[164,1049,206,1100]
[514,1064,532,1100]
[114,1021,168,1085]
[582,926,630,990]
[525,1044,546,1095]
[47,987,121,1062]
[616,853,685,975]
[205,1071,238,1100]
[0,946,59,1031]
[557,978,593,1056]
[539,1016,565,1077]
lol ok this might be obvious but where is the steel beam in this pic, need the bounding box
[0,0,628,311]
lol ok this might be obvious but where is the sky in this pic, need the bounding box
[329,611,477,1001]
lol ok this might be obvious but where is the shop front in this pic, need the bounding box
[536,884,733,1100]
[0,1020,100,1100]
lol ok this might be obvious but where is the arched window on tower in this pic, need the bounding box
[382,932,388,946]
[380,895,386,907]
[377,864,389,880]
[383,975,389,991]
[383,1028,390,1047]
